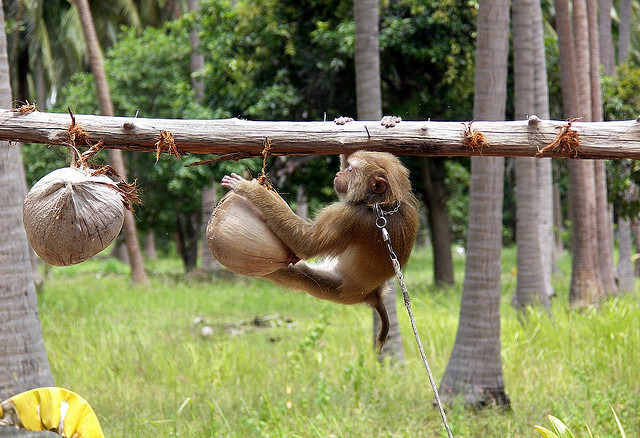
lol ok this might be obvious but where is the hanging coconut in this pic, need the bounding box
[207,191,299,276]
[23,166,131,266]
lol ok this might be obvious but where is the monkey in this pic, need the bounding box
[221,151,419,348]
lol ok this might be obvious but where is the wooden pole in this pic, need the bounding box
[3,110,640,160]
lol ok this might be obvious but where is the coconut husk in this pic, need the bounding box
[23,167,125,266]
[207,191,298,276]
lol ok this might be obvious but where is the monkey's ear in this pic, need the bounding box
[372,176,388,194]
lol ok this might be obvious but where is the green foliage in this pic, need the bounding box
[535,408,627,438]
[379,0,476,120]
[602,63,640,121]
[535,416,576,438]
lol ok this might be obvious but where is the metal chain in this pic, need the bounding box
[374,203,454,438]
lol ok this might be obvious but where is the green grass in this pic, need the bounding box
[37,246,640,437]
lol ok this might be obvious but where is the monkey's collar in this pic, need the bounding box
[372,201,401,216]
[372,202,401,228]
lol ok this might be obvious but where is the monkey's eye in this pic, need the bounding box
[347,165,353,172]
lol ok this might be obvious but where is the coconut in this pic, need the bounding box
[206,191,298,276]
[23,166,126,266]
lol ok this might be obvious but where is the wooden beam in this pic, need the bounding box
[2,109,640,159]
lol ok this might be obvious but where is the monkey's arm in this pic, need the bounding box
[221,174,356,259]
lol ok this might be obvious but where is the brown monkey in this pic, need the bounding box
[221,151,418,348]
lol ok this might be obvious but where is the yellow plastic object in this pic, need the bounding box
[0,387,104,437]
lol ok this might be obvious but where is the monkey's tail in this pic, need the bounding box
[374,301,389,350]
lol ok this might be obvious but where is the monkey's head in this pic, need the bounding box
[334,151,413,206]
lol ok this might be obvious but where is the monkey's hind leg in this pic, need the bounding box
[262,262,343,302]
[369,287,389,350]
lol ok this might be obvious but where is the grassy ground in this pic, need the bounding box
[38,246,640,437]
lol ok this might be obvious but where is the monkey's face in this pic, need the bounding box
[333,163,353,195]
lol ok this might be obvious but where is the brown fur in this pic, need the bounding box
[221,151,418,349]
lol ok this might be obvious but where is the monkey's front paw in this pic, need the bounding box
[380,115,402,128]
[221,173,247,191]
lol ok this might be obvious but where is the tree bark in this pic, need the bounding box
[354,0,382,121]
[0,0,55,413]
[617,0,632,64]
[419,158,454,286]
[144,231,158,261]
[72,0,148,284]
[3,110,640,159]
[556,0,605,306]
[512,0,550,311]
[553,180,564,263]
[295,185,309,221]
[186,0,205,101]
[440,0,510,408]
[598,0,615,76]
[569,160,604,305]
[354,0,404,362]
[588,0,618,296]
[554,0,579,116]
[595,160,618,295]
[531,0,555,298]
[617,217,634,292]
[200,184,221,271]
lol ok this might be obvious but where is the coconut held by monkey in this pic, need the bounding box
[23,155,138,267]
[207,190,299,276]
[217,151,418,349]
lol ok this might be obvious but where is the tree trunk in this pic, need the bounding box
[295,185,309,220]
[531,0,555,298]
[0,0,55,415]
[512,0,550,311]
[598,0,615,76]
[354,0,382,120]
[569,160,603,305]
[440,0,510,408]
[553,180,564,266]
[176,213,200,271]
[354,0,404,362]
[373,283,405,363]
[595,160,618,295]
[72,0,148,284]
[617,217,634,292]
[186,0,205,101]
[144,231,158,260]
[588,0,618,296]
[556,0,604,306]
[617,0,632,64]
[419,158,454,286]
[200,184,221,271]
[554,0,579,116]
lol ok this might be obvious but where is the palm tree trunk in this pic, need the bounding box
[598,0,615,76]
[617,0,632,64]
[617,217,634,292]
[354,0,382,120]
[531,0,555,298]
[588,0,618,296]
[0,0,54,407]
[554,0,579,116]
[187,0,205,101]
[419,158,454,286]
[440,0,510,407]
[354,0,404,362]
[512,0,550,311]
[555,0,604,306]
[200,184,221,271]
[72,0,148,284]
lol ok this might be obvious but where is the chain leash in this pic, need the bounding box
[374,203,454,438]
